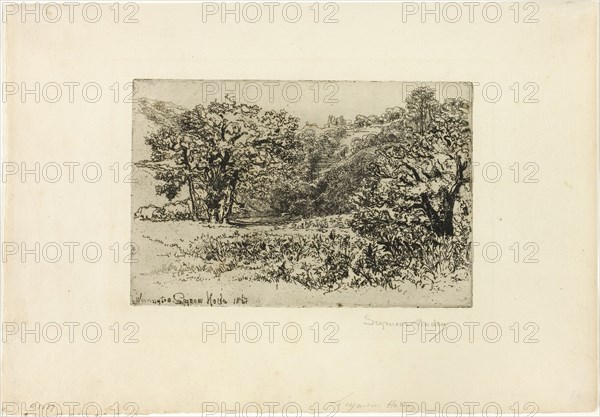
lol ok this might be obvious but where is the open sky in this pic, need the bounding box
[133,80,473,127]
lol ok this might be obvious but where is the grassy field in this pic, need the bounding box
[130,218,471,307]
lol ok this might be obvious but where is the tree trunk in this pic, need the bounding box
[440,191,456,236]
[187,177,198,221]
[420,192,455,237]
[182,147,198,221]
[420,156,468,237]
[218,197,228,224]
[225,191,235,223]
[209,208,220,224]
[220,195,230,224]
[220,176,238,224]
[205,173,225,224]
[420,193,442,236]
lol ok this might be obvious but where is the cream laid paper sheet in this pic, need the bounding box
[1,1,598,415]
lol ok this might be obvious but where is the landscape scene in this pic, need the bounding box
[131,80,473,307]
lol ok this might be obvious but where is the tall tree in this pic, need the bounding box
[156,96,300,223]
[136,98,202,220]
[378,95,471,236]
[355,93,471,238]
[138,96,299,223]
[405,86,439,135]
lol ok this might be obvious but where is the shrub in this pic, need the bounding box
[134,200,193,221]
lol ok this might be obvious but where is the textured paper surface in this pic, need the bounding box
[2,1,598,414]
